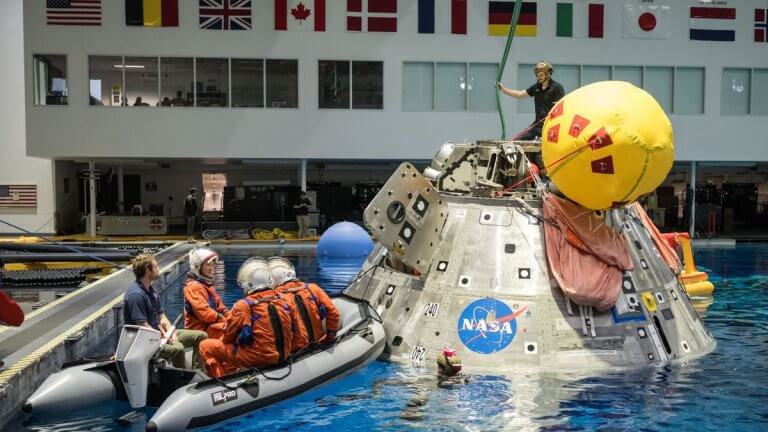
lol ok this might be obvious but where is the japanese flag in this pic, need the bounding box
[275,0,326,31]
[622,3,671,39]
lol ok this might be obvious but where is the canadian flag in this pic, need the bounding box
[622,3,671,39]
[275,0,325,31]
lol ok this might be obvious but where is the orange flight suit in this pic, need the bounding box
[276,281,341,353]
[183,277,229,338]
[199,289,297,378]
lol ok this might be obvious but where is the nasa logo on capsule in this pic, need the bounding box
[457,298,527,354]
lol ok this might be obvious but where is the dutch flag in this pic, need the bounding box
[689,6,736,42]
[418,0,467,35]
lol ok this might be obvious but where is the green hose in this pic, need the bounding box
[495,1,523,140]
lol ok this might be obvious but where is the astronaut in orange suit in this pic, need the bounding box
[183,248,229,338]
[198,257,298,378]
[268,256,341,353]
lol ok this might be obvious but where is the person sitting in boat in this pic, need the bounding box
[183,248,229,338]
[124,254,207,369]
[198,257,299,378]
[268,256,341,353]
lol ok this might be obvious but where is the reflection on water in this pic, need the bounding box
[13,246,768,432]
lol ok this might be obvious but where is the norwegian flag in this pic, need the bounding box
[0,185,37,208]
[199,0,252,30]
[347,0,397,32]
[275,0,325,31]
[756,9,768,42]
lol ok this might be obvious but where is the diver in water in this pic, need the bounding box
[316,348,469,421]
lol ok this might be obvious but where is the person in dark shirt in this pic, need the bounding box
[184,188,199,241]
[123,254,206,369]
[293,191,312,238]
[497,61,566,141]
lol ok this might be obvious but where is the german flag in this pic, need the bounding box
[488,1,537,37]
[126,0,179,27]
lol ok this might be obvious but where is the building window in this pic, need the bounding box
[643,66,673,113]
[124,56,159,107]
[753,69,768,115]
[352,61,383,109]
[402,62,433,111]
[89,55,123,107]
[612,66,642,87]
[266,59,298,108]
[721,68,768,115]
[318,60,383,109]
[403,61,497,112]
[673,67,705,115]
[160,57,193,107]
[435,63,467,111]
[231,58,264,108]
[468,63,498,112]
[319,60,351,109]
[33,54,68,106]
[721,68,750,115]
[195,58,228,107]
[517,63,704,115]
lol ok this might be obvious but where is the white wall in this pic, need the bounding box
[1,0,55,235]
[22,1,768,162]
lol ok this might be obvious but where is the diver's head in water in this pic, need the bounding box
[436,348,463,377]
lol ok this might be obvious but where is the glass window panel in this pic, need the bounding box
[556,65,580,94]
[319,60,350,109]
[124,56,158,107]
[612,66,642,87]
[673,67,704,114]
[195,58,228,107]
[352,61,383,109]
[751,69,768,115]
[89,55,122,107]
[643,67,673,112]
[516,63,534,114]
[403,62,433,111]
[581,65,610,86]
[435,62,466,111]
[721,68,750,115]
[33,54,68,106]
[468,63,498,112]
[160,57,193,107]
[231,58,264,108]
[266,59,298,108]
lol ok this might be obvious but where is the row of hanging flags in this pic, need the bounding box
[44,1,768,43]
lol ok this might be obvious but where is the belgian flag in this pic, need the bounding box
[126,0,179,27]
[488,1,537,37]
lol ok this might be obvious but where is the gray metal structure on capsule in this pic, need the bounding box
[343,140,715,373]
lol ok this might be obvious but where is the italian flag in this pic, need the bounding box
[556,2,604,38]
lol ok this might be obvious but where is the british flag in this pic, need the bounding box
[199,0,252,30]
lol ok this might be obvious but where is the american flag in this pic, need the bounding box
[46,0,102,26]
[199,0,252,30]
[0,185,38,208]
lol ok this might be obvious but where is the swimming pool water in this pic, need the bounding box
[13,245,768,431]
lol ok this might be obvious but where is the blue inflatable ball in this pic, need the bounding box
[317,222,373,258]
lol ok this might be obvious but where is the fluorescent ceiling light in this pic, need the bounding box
[113,64,145,69]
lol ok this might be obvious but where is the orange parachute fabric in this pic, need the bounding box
[543,194,634,311]
[633,203,682,274]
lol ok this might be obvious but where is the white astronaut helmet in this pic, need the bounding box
[267,256,298,287]
[236,257,273,295]
[188,247,219,281]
